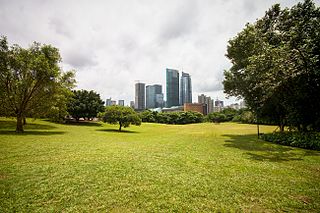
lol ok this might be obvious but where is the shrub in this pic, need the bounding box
[140,110,204,125]
[207,112,227,123]
[261,131,320,151]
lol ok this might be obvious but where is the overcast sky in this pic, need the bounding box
[1,0,315,105]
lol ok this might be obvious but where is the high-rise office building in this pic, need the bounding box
[155,94,164,108]
[146,84,163,109]
[166,68,179,107]
[180,72,192,105]
[214,99,223,112]
[135,82,145,110]
[118,100,124,106]
[198,94,214,114]
[215,99,224,107]
[106,98,112,106]
[130,101,135,108]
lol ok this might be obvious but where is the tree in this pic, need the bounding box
[207,112,227,123]
[67,90,105,121]
[0,36,75,132]
[100,105,141,131]
[140,110,157,122]
[223,0,320,132]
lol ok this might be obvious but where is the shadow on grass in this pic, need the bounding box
[96,128,139,134]
[0,120,56,130]
[222,134,319,162]
[0,130,65,135]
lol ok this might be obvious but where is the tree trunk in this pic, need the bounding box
[280,124,284,132]
[23,116,27,125]
[119,123,122,131]
[279,118,285,132]
[16,115,24,133]
[256,113,260,139]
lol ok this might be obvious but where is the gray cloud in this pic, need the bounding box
[49,17,73,38]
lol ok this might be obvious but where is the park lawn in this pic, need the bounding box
[0,118,319,212]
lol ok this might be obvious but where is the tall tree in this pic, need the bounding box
[0,36,75,132]
[223,0,320,131]
[67,90,105,121]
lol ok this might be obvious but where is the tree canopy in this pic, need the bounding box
[0,36,75,132]
[100,105,141,131]
[223,0,320,131]
[67,90,105,121]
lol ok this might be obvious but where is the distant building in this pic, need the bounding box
[111,100,117,106]
[184,103,207,115]
[130,101,135,108]
[162,106,184,113]
[135,82,145,110]
[155,94,164,108]
[228,103,240,110]
[166,68,180,107]
[146,84,163,109]
[198,94,214,114]
[215,99,224,107]
[106,98,112,106]
[214,99,224,112]
[240,101,246,109]
[118,100,124,106]
[180,72,192,105]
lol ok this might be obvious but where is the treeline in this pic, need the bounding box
[140,108,262,125]
[140,110,204,124]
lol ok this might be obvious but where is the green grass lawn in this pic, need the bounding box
[0,118,319,212]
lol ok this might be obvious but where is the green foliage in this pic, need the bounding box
[67,90,105,121]
[232,109,256,124]
[139,110,204,124]
[220,108,238,121]
[139,110,157,122]
[207,112,227,123]
[262,132,320,150]
[223,0,320,131]
[100,105,141,131]
[0,36,75,132]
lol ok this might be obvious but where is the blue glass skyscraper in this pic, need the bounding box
[146,84,163,109]
[166,68,179,107]
[180,72,192,105]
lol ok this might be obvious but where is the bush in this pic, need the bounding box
[232,110,256,124]
[139,110,204,125]
[139,110,157,123]
[206,112,227,123]
[261,131,320,151]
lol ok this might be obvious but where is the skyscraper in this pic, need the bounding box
[118,100,124,106]
[180,72,192,105]
[198,94,214,113]
[135,82,145,110]
[166,68,179,107]
[130,101,135,108]
[146,84,163,109]
[106,98,112,106]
